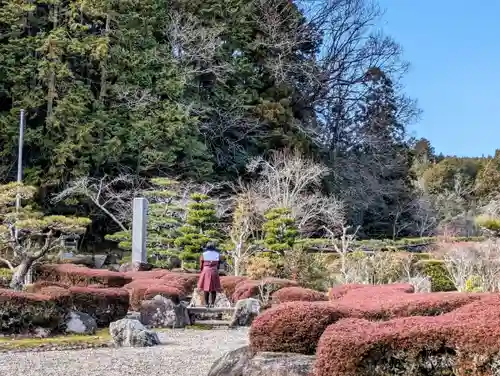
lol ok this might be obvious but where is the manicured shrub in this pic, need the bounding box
[0,288,71,334]
[416,259,455,292]
[123,269,170,280]
[250,288,481,356]
[144,285,183,304]
[220,276,248,302]
[328,284,369,300]
[232,277,298,301]
[329,283,414,301]
[249,301,354,355]
[24,280,71,293]
[341,291,482,320]
[125,279,183,310]
[68,286,130,326]
[38,264,132,287]
[272,286,327,304]
[161,272,199,294]
[314,304,500,376]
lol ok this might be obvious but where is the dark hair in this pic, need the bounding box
[206,241,217,249]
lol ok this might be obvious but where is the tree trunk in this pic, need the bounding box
[9,258,33,291]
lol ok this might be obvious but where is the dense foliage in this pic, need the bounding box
[1,0,498,243]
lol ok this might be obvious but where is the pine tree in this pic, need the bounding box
[0,183,91,290]
[262,207,299,254]
[174,193,220,268]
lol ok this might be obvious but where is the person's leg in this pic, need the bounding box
[210,291,217,307]
[204,291,210,307]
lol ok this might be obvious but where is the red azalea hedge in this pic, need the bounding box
[328,283,367,300]
[314,299,500,376]
[272,286,327,304]
[38,264,132,287]
[24,280,71,293]
[232,277,298,301]
[329,283,415,300]
[68,286,129,327]
[143,285,183,304]
[249,287,483,355]
[125,278,186,310]
[0,288,72,334]
[123,269,170,280]
[160,272,199,295]
[249,302,355,354]
[220,276,249,302]
[338,291,482,321]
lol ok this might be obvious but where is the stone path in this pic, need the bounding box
[0,328,249,376]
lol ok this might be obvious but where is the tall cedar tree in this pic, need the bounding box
[354,68,414,237]
[0,0,212,185]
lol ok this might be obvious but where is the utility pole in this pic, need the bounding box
[16,109,25,211]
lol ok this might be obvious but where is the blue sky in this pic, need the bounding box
[378,0,499,157]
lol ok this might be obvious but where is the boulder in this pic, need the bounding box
[119,262,153,272]
[65,310,98,335]
[126,311,141,321]
[208,346,314,376]
[230,298,261,327]
[109,319,160,347]
[140,295,190,328]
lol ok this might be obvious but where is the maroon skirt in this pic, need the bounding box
[197,261,222,292]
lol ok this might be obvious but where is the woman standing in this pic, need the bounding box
[197,242,222,308]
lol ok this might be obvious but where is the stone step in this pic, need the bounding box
[193,320,233,326]
[187,306,235,314]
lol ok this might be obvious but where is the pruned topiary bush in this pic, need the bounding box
[38,264,132,287]
[232,277,298,302]
[329,283,415,301]
[220,276,249,302]
[249,301,354,355]
[250,285,483,356]
[340,291,482,321]
[272,286,327,304]
[124,278,186,310]
[68,286,129,327]
[314,296,500,376]
[143,285,183,304]
[160,272,199,294]
[24,280,71,293]
[0,288,71,334]
[415,259,456,292]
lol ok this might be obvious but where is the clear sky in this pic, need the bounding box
[378,0,499,158]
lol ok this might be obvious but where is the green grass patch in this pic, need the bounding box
[0,328,111,351]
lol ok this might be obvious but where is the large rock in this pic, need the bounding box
[140,295,190,328]
[65,310,97,335]
[109,319,161,347]
[230,298,260,327]
[208,346,314,376]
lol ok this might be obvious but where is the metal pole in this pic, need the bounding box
[15,109,25,212]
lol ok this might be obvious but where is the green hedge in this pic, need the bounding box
[416,259,456,292]
[300,236,485,253]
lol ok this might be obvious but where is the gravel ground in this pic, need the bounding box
[0,328,249,376]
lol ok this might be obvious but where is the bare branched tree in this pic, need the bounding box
[325,223,359,284]
[247,149,345,235]
[52,175,144,231]
[226,191,261,276]
[443,245,479,292]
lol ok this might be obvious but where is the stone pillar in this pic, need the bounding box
[132,197,148,264]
